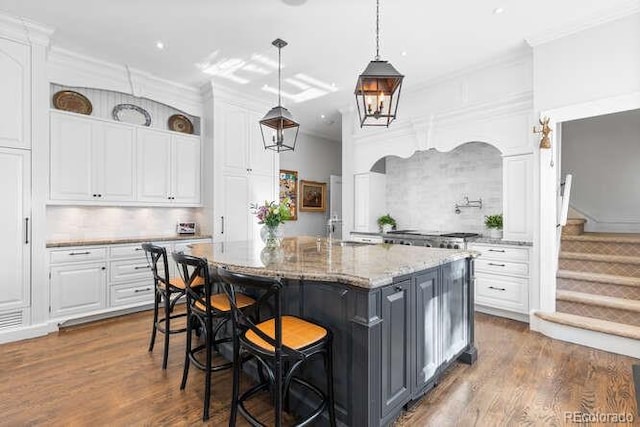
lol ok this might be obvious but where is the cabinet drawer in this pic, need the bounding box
[50,247,107,264]
[109,281,155,307]
[110,244,147,260]
[469,244,529,262]
[475,274,528,313]
[110,259,153,283]
[475,259,528,276]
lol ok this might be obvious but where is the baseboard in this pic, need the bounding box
[475,305,529,323]
[56,303,155,328]
[0,322,56,345]
[530,313,640,359]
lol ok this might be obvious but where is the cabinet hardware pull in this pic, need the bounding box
[93,194,97,197]
[134,288,152,293]
[488,263,506,267]
[101,267,106,270]
[134,265,150,270]
[488,249,505,253]
[98,194,102,198]
[135,248,143,251]
[221,216,225,234]
[24,218,29,244]
[69,251,90,256]
[488,286,506,291]
[394,286,403,292]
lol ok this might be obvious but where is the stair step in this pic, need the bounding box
[535,311,640,340]
[557,290,640,312]
[560,237,640,257]
[557,276,640,299]
[557,270,640,288]
[562,232,640,244]
[562,219,586,236]
[560,252,640,265]
[566,218,587,225]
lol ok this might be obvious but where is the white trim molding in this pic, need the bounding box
[0,11,53,46]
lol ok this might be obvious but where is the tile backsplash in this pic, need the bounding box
[385,142,502,233]
[46,206,206,241]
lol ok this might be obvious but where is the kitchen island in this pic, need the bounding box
[190,237,478,427]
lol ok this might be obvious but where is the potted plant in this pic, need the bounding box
[377,214,397,233]
[484,214,503,239]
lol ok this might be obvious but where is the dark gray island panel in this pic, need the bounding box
[412,269,439,396]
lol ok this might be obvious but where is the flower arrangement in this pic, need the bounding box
[250,198,292,227]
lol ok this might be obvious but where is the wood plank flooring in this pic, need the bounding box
[0,312,637,426]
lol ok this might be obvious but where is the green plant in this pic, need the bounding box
[250,198,291,227]
[484,214,503,230]
[377,214,397,230]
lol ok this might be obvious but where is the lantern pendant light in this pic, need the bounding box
[354,0,404,127]
[260,38,300,152]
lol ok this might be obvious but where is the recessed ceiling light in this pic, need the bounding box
[321,114,326,119]
[493,7,504,14]
[401,51,407,56]
[156,41,165,50]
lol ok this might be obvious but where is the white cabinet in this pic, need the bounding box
[137,128,201,205]
[0,38,30,149]
[354,172,386,232]
[50,112,135,202]
[50,262,107,318]
[468,243,530,321]
[503,154,533,241]
[0,148,31,312]
[214,102,277,243]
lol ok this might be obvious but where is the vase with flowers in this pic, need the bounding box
[250,198,291,248]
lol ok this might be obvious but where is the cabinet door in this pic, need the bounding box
[248,112,275,176]
[171,134,201,204]
[137,128,171,202]
[381,280,411,416]
[440,260,468,365]
[248,172,277,242]
[50,262,106,318]
[353,174,370,232]
[222,174,250,243]
[221,106,248,174]
[96,122,135,201]
[0,38,30,149]
[0,148,30,310]
[50,113,94,200]
[413,269,439,394]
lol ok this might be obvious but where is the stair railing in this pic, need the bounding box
[556,174,573,260]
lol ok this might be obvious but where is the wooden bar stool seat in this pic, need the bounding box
[245,315,328,352]
[194,293,255,313]
[159,275,205,291]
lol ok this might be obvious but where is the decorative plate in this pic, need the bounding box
[112,104,152,126]
[52,90,93,115]
[168,114,194,134]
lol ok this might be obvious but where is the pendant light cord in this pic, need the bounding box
[375,0,380,60]
[278,45,282,106]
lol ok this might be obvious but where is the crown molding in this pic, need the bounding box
[47,47,203,116]
[0,10,54,46]
[526,1,640,47]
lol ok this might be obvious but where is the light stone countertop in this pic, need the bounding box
[190,236,477,289]
[46,234,213,248]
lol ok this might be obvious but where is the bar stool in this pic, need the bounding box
[217,266,337,427]
[173,253,256,421]
[142,243,204,369]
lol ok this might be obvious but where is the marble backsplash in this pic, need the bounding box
[46,206,206,241]
[385,142,503,233]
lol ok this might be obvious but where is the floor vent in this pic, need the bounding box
[0,310,23,330]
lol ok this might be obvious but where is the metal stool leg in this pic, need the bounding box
[325,342,337,427]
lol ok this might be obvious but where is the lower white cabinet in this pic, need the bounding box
[468,242,531,321]
[48,238,210,322]
[50,262,107,318]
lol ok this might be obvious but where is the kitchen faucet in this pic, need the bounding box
[327,216,343,242]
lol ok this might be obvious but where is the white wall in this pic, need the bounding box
[46,206,206,240]
[279,132,342,237]
[385,142,502,233]
[533,13,640,112]
[562,109,640,232]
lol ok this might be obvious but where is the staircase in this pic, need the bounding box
[536,218,640,351]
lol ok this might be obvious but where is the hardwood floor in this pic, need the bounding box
[0,312,637,426]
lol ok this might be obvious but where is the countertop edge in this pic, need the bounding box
[46,235,213,248]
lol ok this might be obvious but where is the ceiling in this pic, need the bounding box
[0,0,635,141]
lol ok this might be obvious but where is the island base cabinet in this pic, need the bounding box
[412,269,439,395]
[440,260,469,367]
[50,263,107,318]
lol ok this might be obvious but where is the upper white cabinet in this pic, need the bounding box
[0,38,30,149]
[50,112,135,202]
[354,172,386,233]
[214,102,277,243]
[50,111,201,206]
[503,154,533,241]
[137,128,201,204]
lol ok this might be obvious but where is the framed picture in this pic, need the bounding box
[300,180,326,212]
[279,169,298,220]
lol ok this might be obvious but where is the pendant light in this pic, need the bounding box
[354,0,404,127]
[260,38,300,152]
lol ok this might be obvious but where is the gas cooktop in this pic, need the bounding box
[386,230,479,239]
